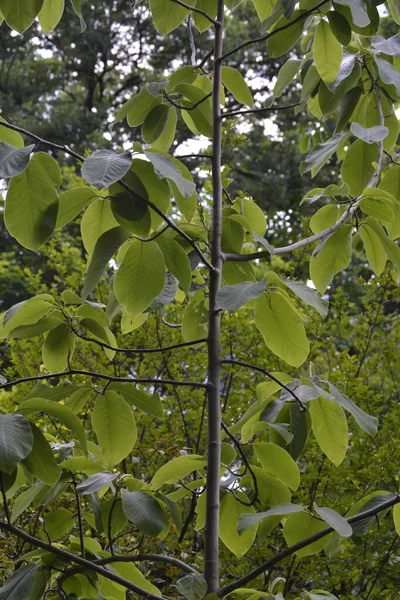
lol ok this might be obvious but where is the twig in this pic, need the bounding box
[0,519,169,600]
[73,332,208,355]
[169,0,220,25]
[220,0,331,62]
[220,359,306,411]
[221,422,259,506]
[0,473,11,524]
[164,90,212,111]
[222,101,304,119]
[218,494,400,596]
[0,370,208,390]
[93,552,199,573]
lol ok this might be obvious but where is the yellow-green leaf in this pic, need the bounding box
[309,397,348,466]
[38,0,64,33]
[253,442,300,491]
[219,492,257,558]
[222,67,253,108]
[314,19,343,84]
[310,225,352,294]
[283,512,330,557]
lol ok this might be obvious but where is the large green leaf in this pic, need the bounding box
[341,140,379,196]
[313,503,352,537]
[253,442,300,491]
[0,296,56,338]
[309,397,348,466]
[4,152,60,251]
[38,0,64,32]
[0,142,34,178]
[43,508,74,540]
[313,19,342,84]
[175,83,213,138]
[149,0,196,34]
[91,391,137,467]
[81,149,132,189]
[142,104,170,144]
[328,382,378,436]
[114,240,165,316]
[150,455,207,490]
[81,198,119,255]
[121,490,167,536]
[0,0,43,32]
[283,512,329,557]
[109,382,164,417]
[56,187,96,229]
[176,574,207,600]
[42,322,75,372]
[359,222,387,276]
[379,165,400,239]
[222,66,253,107]
[181,299,208,342]
[254,291,309,367]
[109,170,151,236]
[0,117,24,147]
[273,58,301,97]
[248,467,291,506]
[375,56,400,96]
[267,12,306,58]
[283,280,328,318]
[17,397,87,455]
[309,225,353,294]
[21,424,61,486]
[0,414,33,474]
[82,227,131,299]
[0,565,39,600]
[144,150,196,198]
[156,236,192,293]
[219,492,257,558]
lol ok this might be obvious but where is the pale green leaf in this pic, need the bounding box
[253,442,300,490]
[314,19,342,84]
[42,322,75,372]
[283,512,330,557]
[38,0,64,33]
[149,0,196,35]
[109,382,164,417]
[219,492,257,558]
[222,66,253,107]
[0,0,43,32]
[81,150,132,189]
[309,397,348,466]
[150,455,207,490]
[310,225,353,294]
[56,187,96,229]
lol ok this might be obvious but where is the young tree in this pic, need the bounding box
[0,1,400,599]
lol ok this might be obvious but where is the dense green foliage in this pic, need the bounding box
[1,1,400,600]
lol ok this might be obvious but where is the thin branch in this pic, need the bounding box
[94,553,199,574]
[221,359,306,411]
[0,473,11,524]
[220,0,331,62]
[0,370,208,391]
[73,332,208,355]
[221,422,259,505]
[165,90,212,111]
[222,101,304,119]
[218,495,400,597]
[0,519,168,600]
[0,120,214,272]
[72,475,85,559]
[175,154,213,159]
[169,0,220,25]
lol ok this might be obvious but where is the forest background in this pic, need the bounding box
[0,1,400,599]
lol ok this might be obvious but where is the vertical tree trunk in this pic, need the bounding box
[204,0,224,593]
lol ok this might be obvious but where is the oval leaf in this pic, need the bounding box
[81,149,132,189]
[121,489,167,536]
[0,414,33,474]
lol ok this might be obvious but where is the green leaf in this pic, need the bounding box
[0,0,43,32]
[310,225,353,294]
[393,503,400,535]
[0,142,34,178]
[250,467,291,506]
[81,198,119,255]
[43,508,74,540]
[182,299,208,342]
[17,397,87,455]
[379,165,400,239]
[92,391,136,467]
[273,59,301,97]
[116,87,160,126]
[111,562,161,597]
[76,471,119,495]
[70,0,86,30]
[150,455,207,490]
[114,240,165,317]
[359,222,387,276]
[300,132,349,176]
[4,152,60,251]
[149,0,196,34]
[81,149,132,189]
[220,492,257,558]
[176,574,207,600]
[59,457,106,475]
[21,424,61,486]
[313,503,352,537]
[142,104,170,144]
[109,382,164,417]
[175,83,213,138]
[328,382,378,436]
[314,19,342,84]
[222,66,253,107]
[359,196,394,223]
[0,117,24,147]
[193,0,217,32]
[365,217,400,275]
[283,280,328,318]
[254,291,309,367]
[252,0,275,20]
[217,280,266,311]
[56,187,96,229]
[38,0,64,32]
[156,236,192,293]
[327,11,351,45]
[253,442,300,490]
[121,489,167,536]
[335,0,370,27]
[350,122,388,144]
[238,503,305,534]
[82,227,131,300]
[0,565,39,600]
[267,12,306,58]
[144,150,196,198]
[0,414,33,474]
[309,397,348,466]
[109,170,150,236]
[283,512,330,557]
[42,322,75,372]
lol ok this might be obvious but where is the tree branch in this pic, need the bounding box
[222,101,304,119]
[94,553,200,574]
[72,331,208,355]
[0,519,168,600]
[221,422,259,506]
[0,370,208,390]
[218,495,400,596]
[165,91,212,111]
[169,0,220,25]
[220,359,306,411]
[220,0,331,62]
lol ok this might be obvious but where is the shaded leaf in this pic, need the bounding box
[0,414,33,474]
[121,489,167,536]
[0,142,34,178]
[81,149,132,189]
